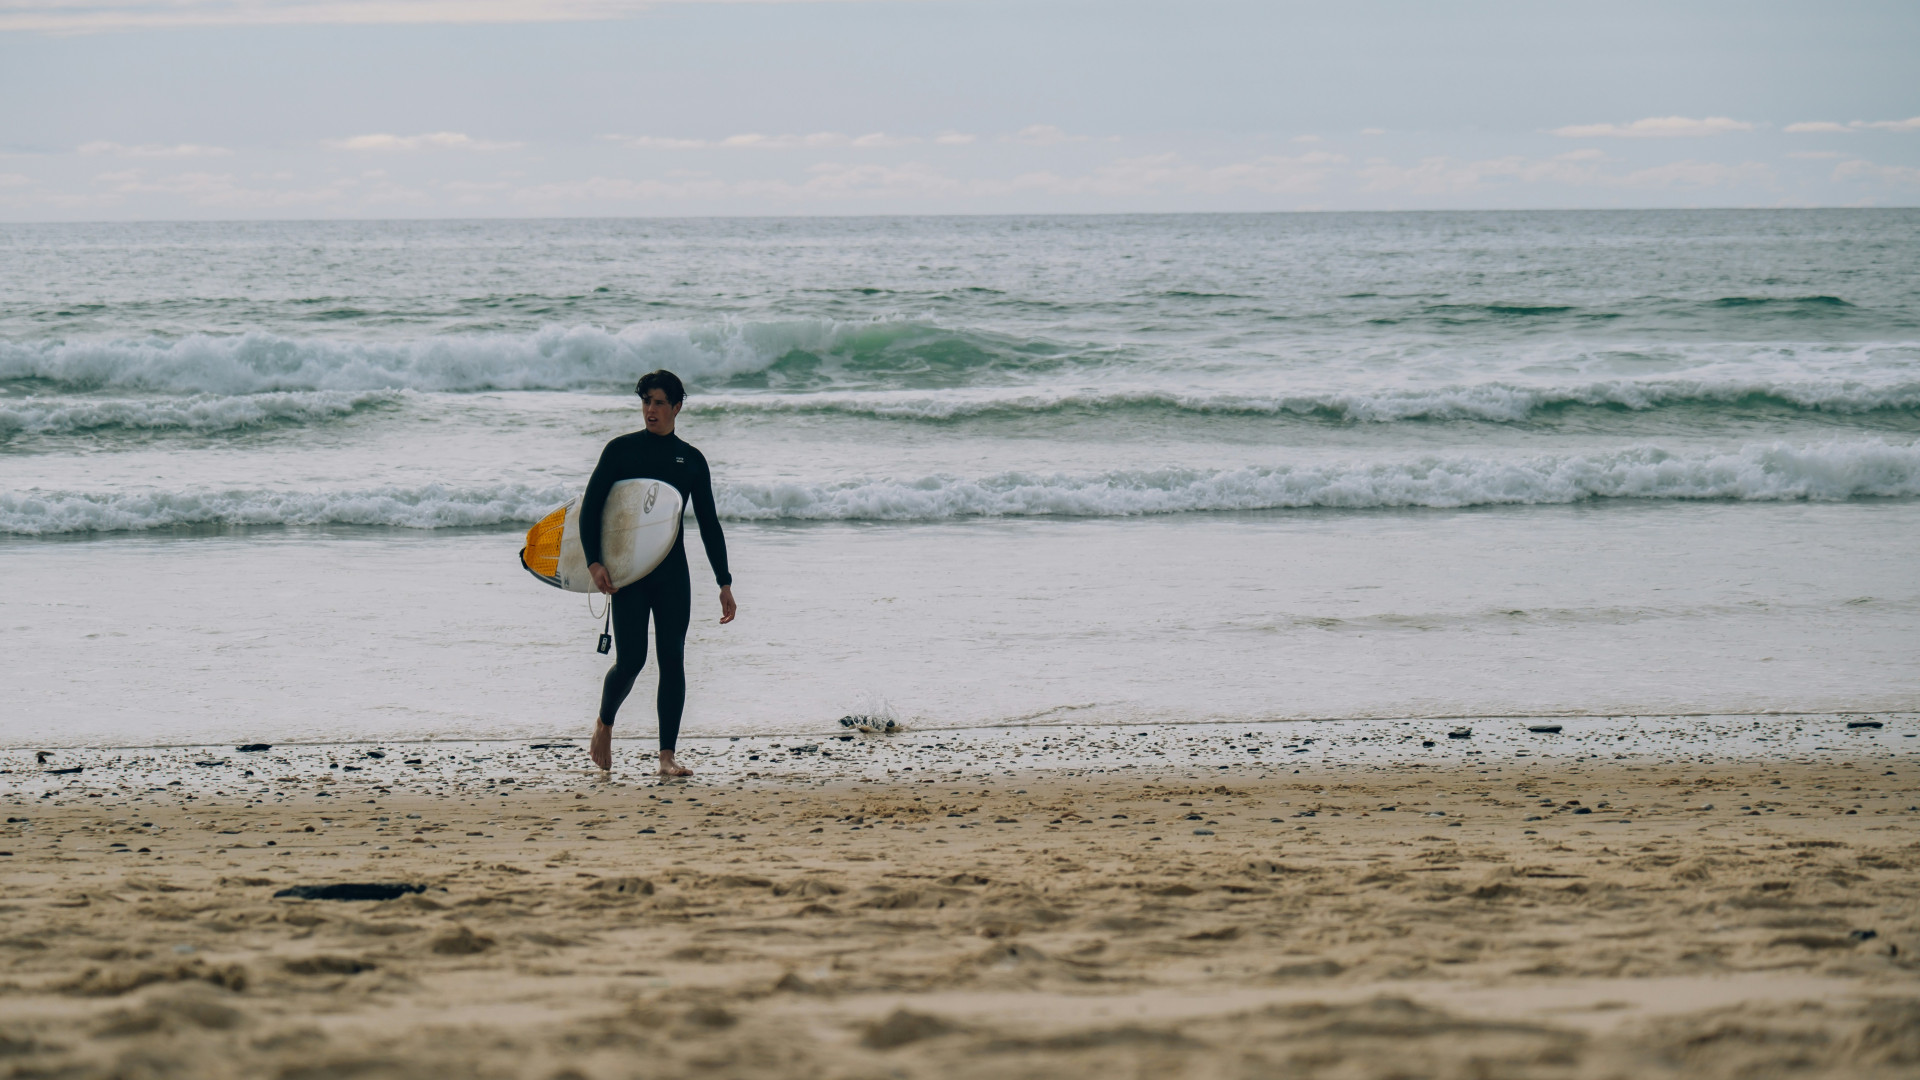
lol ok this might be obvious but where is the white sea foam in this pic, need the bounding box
[6,440,1915,534]
[693,378,1920,423]
[716,440,1920,519]
[7,323,1916,423]
[0,390,399,438]
[0,482,573,535]
[0,321,876,395]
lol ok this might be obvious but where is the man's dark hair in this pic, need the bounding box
[635,369,686,406]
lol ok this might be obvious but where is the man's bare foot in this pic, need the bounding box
[589,719,612,771]
[658,750,693,777]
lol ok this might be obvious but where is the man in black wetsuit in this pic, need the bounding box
[581,369,736,777]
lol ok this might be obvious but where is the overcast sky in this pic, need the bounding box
[2,0,1916,220]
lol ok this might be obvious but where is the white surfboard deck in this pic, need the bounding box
[548,478,684,591]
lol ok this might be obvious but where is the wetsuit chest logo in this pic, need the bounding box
[675,456,685,463]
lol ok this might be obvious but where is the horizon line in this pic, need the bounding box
[4,204,1919,228]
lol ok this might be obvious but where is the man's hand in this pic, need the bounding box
[718,585,737,624]
[588,563,617,595]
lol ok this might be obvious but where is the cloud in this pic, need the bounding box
[1361,156,1505,194]
[795,160,967,197]
[1291,134,1321,144]
[1614,159,1772,188]
[1549,116,1754,138]
[1359,153,1771,194]
[1834,159,1920,185]
[749,152,1344,201]
[602,131,926,150]
[1787,117,1920,134]
[0,173,31,188]
[329,132,521,152]
[0,0,859,33]
[601,135,711,150]
[1004,124,1090,146]
[76,167,422,209]
[934,132,976,146]
[503,150,1347,208]
[1360,128,1387,136]
[1788,150,1845,159]
[77,141,233,158]
[1018,151,1346,197]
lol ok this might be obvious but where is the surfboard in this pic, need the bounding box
[519,478,684,592]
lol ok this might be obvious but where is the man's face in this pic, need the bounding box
[641,388,680,434]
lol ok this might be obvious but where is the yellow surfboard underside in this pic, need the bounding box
[521,503,569,583]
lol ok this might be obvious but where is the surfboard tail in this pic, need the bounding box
[520,504,570,589]
[519,546,566,589]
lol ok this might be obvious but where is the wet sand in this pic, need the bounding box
[3,726,1919,1079]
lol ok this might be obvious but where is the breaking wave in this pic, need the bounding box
[715,440,1920,519]
[7,439,1915,534]
[0,482,574,535]
[0,390,400,440]
[0,320,1064,396]
[694,378,1920,424]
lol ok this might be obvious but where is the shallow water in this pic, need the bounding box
[2,212,1916,747]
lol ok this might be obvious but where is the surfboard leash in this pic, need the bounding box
[588,592,612,655]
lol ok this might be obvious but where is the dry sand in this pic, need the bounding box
[3,740,1919,1079]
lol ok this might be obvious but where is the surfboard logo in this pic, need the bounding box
[643,483,658,514]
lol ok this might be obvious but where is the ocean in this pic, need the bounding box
[3,211,1917,749]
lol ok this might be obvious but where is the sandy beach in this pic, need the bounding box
[3,721,1918,1079]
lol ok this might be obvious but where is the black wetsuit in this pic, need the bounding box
[579,429,730,751]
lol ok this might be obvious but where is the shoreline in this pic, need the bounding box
[6,713,1913,807]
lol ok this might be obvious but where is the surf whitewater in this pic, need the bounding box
[6,439,1917,534]
[0,320,1070,396]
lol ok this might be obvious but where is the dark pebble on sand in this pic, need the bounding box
[1193,829,1214,835]
[1572,807,1592,815]
[1528,724,1563,734]
[273,883,425,901]
[237,744,272,752]
[861,1008,951,1050]
[1847,720,1884,728]
[1851,929,1878,941]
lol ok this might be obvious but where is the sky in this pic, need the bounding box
[1,0,1917,220]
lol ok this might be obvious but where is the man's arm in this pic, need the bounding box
[690,452,732,589]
